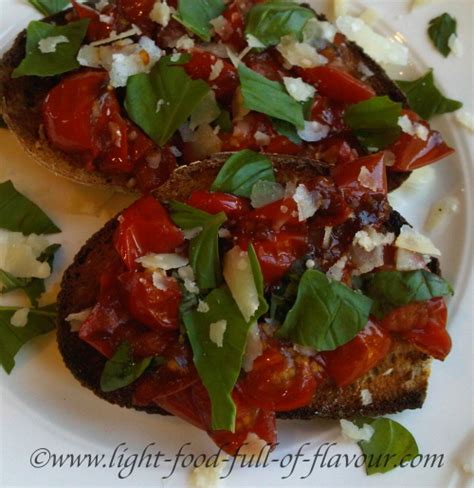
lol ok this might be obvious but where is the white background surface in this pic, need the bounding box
[0,1,473,486]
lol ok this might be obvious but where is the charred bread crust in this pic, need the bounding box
[58,154,433,420]
[0,8,411,192]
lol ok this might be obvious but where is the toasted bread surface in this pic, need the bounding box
[57,154,431,420]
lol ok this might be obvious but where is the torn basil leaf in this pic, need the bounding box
[12,19,89,78]
[28,0,70,16]
[272,118,302,145]
[168,201,214,229]
[428,13,457,57]
[175,0,225,41]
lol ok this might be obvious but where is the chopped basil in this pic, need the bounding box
[276,269,373,351]
[211,150,275,198]
[272,118,302,145]
[12,19,89,78]
[183,287,252,431]
[238,64,305,129]
[125,56,210,146]
[344,96,402,151]
[428,13,457,57]
[245,1,315,47]
[0,244,61,306]
[0,180,60,234]
[0,304,56,374]
[189,91,221,130]
[168,201,214,229]
[354,418,419,475]
[27,0,70,16]
[189,212,227,290]
[100,342,154,393]
[396,70,462,120]
[248,243,269,319]
[175,0,225,41]
[358,270,453,319]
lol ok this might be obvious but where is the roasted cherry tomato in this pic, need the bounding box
[239,346,320,412]
[244,51,288,82]
[116,0,156,35]
[381,298,451,360]
[388,110,455,171]
[321,320,392,387]
[310,96,347,133]
[134,145,177,194]
[250,197,300,231]
[114,196,184,270]
[186,190,251,218]
[118,271,182,330]
[215,1,246,51]
[72,1,117,42]
[297,66,375,104]
[155,387,206,430]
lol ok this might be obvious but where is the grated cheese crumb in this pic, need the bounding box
[149,1,173,27]
[209,320,227,347]
[209,59,224,81]
[176,35,195,50]
[254,130,271,146]
[353,227,394,252]
[360,388,373,406]
[10,308,30,328]
[38,35,69,53]
[152,271,168,291]
[65,308,92,332]
[297,120,330,142]
[197,300,210,313]
[137,253,188,270]
[277,35,328,68]
[246,34,265,48]
[292,184,320,221]
[326,255,348,281]
[340,419,374,442]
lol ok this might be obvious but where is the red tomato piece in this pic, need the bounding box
[116,0,156,35]
[297,66,375,104]
[72,1,116,42]
[216,1,247,51]
[250,197,300,231]
[321,320,392,387]
[239,346,319,412]
[118,271,181,330]
[265,135,302,155]
[134,145,178,193]
[114,196,184,270]
[244,51,288,82]
[381,298,451,360]
[155,387,206,430]
[388,110,455,172]
[310,96,348,132]
[186,190,251,218]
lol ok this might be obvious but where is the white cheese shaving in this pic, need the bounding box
[352,245,384,276]
[65,308,92,332]
[99,14,114,24]
[178,266,199,294]
[239,432,269,456]
[425,196,460,231]
[246,34,266,48]
[254,130,271,146]
[136,253,188,271]
[210,15,231,38]
[189,459,226,488]
[152,270,168,291]
[358,166,379,192]
[340,419,374,442]
[395,225,441,256]
[209,320,227,347]
[357,61,374,79]
[218,228,231,238]
[89,26,142,47]
[197,300,210,313]
[398,115,428,141]
[336,16,408,66]
[292,184,320,221]
[176,35,195,50]
[305,259,316,269]
[297,120,330,142]
[149,1,173,27]
[209,59,224,81]
[250,181,285,208]
[277,35,328,68]
[38,35,69,54]
[360,388,373,406]
[283,76,316,102]
[10,308,30,328]
[448,33,463,58]
[303,17,336,46]
[242,322,263,372]
[455,109,474,132]
[395,248,430,271]
[326,256,348,281]
[353,227,395,252]
[323,226,332,249]
[182,226,202,240]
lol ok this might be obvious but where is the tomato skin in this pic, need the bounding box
[134,145,178,194]
[186,190,251,218]
[388,110,454,171]
[381,298,451,360]
[239,346,319,412]
[321,321,392,387]
[310,96,348,133]
[116,0,156,35]
[217,1,247,51]
[297,66,375,104]
[244,51,288,82]
[118,271,182,330]
[250,197,300,231]
[114,196,184,270]
[72,1,116,42]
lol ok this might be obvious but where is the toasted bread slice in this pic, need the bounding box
[57,154,431,420]
[0,9,410,193]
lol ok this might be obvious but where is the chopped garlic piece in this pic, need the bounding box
[38,35,69,53]
[340,419,374,442]
[283,76,315,102]
[209,320,227,347]
[10,308,29,328]
[137,253,188,270]
[395,225,441,256]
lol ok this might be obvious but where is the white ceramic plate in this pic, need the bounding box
[0,1,473,486]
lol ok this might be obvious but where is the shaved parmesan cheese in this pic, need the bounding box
[190,459,226,488]
[178,266,199,294]
[293,184,320,221]
[396,248,430,271]
[209,320,227,347]
[250,181,285,208]
[398,115,428,141]
[455,109,474,132]
[359,8,378,26]
[89,26,142,47]
[277,35,328,68]
[254,130,271,146]
[323,226,332,248]
[358,166,379,191]
[176,35,195,50]
[99,14,113,24]
[0,230,50,279]
[223,247,259,322]
[340,419,374,442]
[336,16,408,66]
[182,226,202,240]
[209,59,224,81]
[326,255,348,281]
[38,35,69,53]
[242,322,263,372]
[357,61,374,79]
[448,33,463,58]
[152,270,168,290]
[210,15,231,38]
[149,1,173,27]
[197,300,210,313]
[297,120,330,142]
[246,34,265,48]
[395,225,441,256]
[353,227,395,252]
[10,308,29,328]
[66,308,92,332]
[360,388,373,406]
[305,259,316,269]
[352,245,384,275]
[425,196,460,231]
[303,17,337,45]
[137,253,188,270]
[283,76,315,102]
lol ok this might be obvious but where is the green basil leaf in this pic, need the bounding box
[0,180,60,234]
[344,96,402,151]
[276,269,372,351]
[0,271,29,295]
[396,70,462,120]
[125,56,210,146]
[354,417,419,475]
[215,110,233,133]
[0,304,56,374]
[183,287,252,431]
[211,150,275,197]
[238,64,305,129]
[175,0,225,41]
[12,19,89,78]
[189,212,227,289]
[272,118,302,145]
[245,1,315,47]
[100,342,153,392]
[359,269,453,319]
[248,243,269,319]
[28,0,70,16]
[428,13,457,57]
[168,201,215,229]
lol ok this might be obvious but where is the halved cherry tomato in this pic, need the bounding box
[114,196,184,270]
[244,51,288,82]
[186,190,251,218]
[321,320,392,387]
[250,197,300,231]
[297,66,376,104]
[116,0,156,35]
[239,346,319,412]
[118,271,182,330]
[216,1,247,51]
[134,145,177,194]
[72,1,117,42]
[388,110,454,171]
[310,96,347,133]
[380,298,451,360]
[155,387,206,430]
